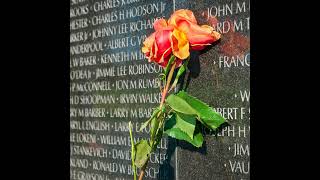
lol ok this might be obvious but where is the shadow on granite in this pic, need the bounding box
[157,42,228,179]
[181,40,220,92]
[157,137,176,180]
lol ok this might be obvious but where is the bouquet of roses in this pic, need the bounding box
[129,9,226,180]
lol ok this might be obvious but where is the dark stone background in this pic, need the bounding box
[174,0,250,179]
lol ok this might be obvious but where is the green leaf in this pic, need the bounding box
[176,61,187,77]
[134,140,151,168]
[176,91,225,130]
[164,117,203,147]
[150,116,160,140]
[176,112,196,139]
[165,112,196,139]
[152,128,163,150]
[170,61,187,91]
[139,119,152,132]
[166,94,197,115]
[163,55,175,77]
[139,108,160,132]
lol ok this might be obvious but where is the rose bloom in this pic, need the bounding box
[168,9,221,50]
[142,19,187,68]
[142,9,220,68]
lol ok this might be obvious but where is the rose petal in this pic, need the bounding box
[158,47,172,64]
[154,18,168,31]
[155,29,172,55]
[168,9,197,27]
[142,32,156,53]
[171,28,190,60]
[159,57,183,68]
[176,20,220,49]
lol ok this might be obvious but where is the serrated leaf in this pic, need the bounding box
[164,119,203,148]
[175,112,196,139]
[165,112,196,139]
[176,91,226,130]
[134,140,151,168]
[166,94,197,115]
[139,108,160,132]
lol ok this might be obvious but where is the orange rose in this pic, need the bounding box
[168,9,221,50]
[142,18,189,67]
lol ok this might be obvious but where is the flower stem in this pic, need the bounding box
[160,61,176,109]
[138,60,176,180]
[138,162,148,180]
[129,122,137,180]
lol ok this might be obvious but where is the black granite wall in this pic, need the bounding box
[70,0,250,179]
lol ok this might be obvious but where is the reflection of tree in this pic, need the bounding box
[219,31,250,57]
[201,13,250,58]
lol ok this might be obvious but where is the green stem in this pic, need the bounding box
[129,122,137,180]
[138,60,177,180]
[150,114,164,149]
[169,56,190,92]
[160,61,176,109]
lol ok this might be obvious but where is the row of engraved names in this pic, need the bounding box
[70,63,162,80]
[70,161,165,180]
[70,1,166,22]
[70,119,250,138]
[69,90,249,105]
[71,17,160,42]
[70,16,249,46]
[70,135,249,158]
[69,54,249,79]
[71,0,250,18]
[70,53,249,69]
[70,159,248,180]
[69,106,250,119]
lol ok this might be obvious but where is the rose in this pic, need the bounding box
[134,10,225,180]
[142,9,220,68]
[168,9,221,50]
[142,19,188,68]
